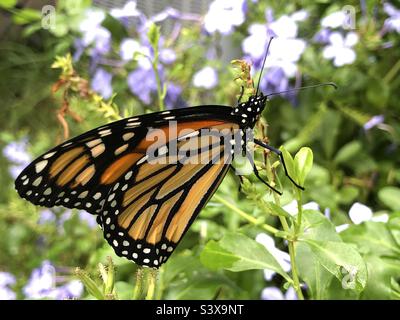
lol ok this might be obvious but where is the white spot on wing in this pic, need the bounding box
[122,132,135,141]
[86,139,102,148]
[125,171,133,180]
[178,130,199,141]
[43,151,56,159]
[93,192,101,200]
[114,144,128,156]
[78,191,88,198]
[32,176,42,186]
[99,129,112,137]
[35,160,48,173]
[126,122,141,127]
[137,155,148,165]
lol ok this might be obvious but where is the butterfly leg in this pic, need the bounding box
[253,139,305,190]
[229,164,244,193]
[245,148,282,195]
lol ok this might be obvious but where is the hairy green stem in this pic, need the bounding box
[145,269,157,300]
[295,190,303,235]
[133,267,143,300]
[148,43,165,112]
[264,157,304,300]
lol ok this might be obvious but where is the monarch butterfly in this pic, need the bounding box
[15,39,335,268]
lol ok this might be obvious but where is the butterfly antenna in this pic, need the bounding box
[256,37,274,96]
[266,82,337,98]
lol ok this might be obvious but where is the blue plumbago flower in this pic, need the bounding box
[322,32,358,67]
[23,260,56,299]
[55,280,83,300]
[336,202,389,233]
[3,138,32,179]
[313,28,332,44]
[119,38,152,69]
[110,1,141,20]
[78,210,97,229]
[165,83,185,109]
[151,7,183,23]
[256,233,291,281]
[23,261,83,300]
[364,115,384,130]
[242,10,306,97]
[204,0,246,35]
[91,68,113,99]
[260,67,289,95]
[57,210,72,234]
[3,139,31,164]
[321,11,347,29]
[0,272,16,300]
[159,48,176,65]
[73,38,85,61]
[264,14,307,77]
[383,3,400,33]
[128,67,158,104]
[38,209,56,224]
[79,10,110,54]
[120,38,141,61]
[261,286,297,300]
[192,66,218,89]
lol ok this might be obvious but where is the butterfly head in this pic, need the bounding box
[232,93,268,128]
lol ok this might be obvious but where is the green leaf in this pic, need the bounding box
[200,232,291,282]
[300,210,341,242]
[263,201,291,218]
[296,243,333,299]
[0,0,17,9]
[334,141,362,164]
[360,255,400,299]
[294,147,313,185]
[280,146,297,183]
[296,210,341,299]
[147,22,160,49]
[12,8,41,25]
[303,240,367,293]
[378,187,400,211]
[341,221,400,257]
[75,268,104,300]
[102,14,128,42]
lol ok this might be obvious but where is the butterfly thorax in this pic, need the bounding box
[231,94,267,129]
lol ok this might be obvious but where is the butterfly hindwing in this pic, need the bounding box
[100,122,238,268]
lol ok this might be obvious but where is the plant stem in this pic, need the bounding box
[295,190,303,235]
[150,48,165,111]
[155,268,164,300]
[383,58,400,84]
[288,241,304,299]
[264,156,304,300]
[133,267,143,300]
[145,269,157,300]
[213,194,282,237]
